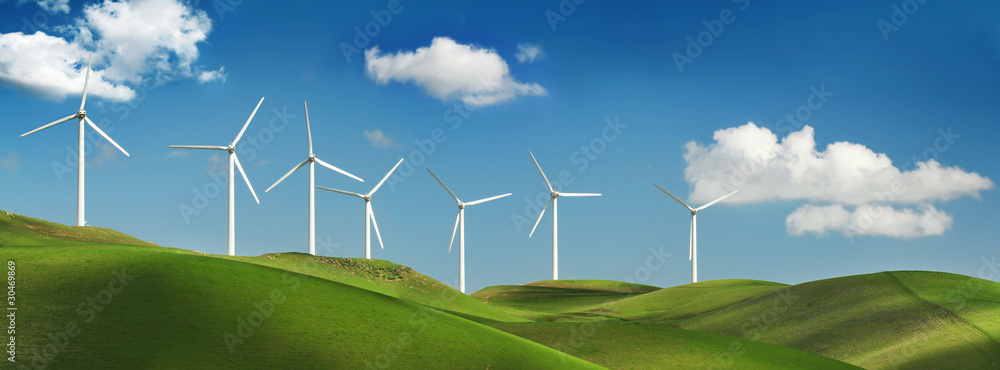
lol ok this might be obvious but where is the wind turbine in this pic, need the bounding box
[20,53,130,226]
[316,158,403,259]
[654,185,738,283]
[169,97,265,256]
[265,101,365,256]
[428,169,510,294]
[528,152,601,281]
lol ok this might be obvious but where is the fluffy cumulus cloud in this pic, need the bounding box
[0,0,221,102]
[363,129,395,149]
[515,43,543,63]
[682,122,993,239]
[786,204,953,239]
[365,37,546,107]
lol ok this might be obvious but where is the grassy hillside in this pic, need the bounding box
[6,244,600,368]
[471,279,658,321]
[595,279,788,322]
[489,321,861,369]
[0,210,153,247]
[672,272,1000,369]
[227,252,528,323]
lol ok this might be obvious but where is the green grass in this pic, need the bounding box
[471,279,659,319]
[489,321,861,369]
[593,279,788,322]
[224,252,528,323]
[6,244,600,368]
[0,211,153,247]
[672,272,1000,369]
[890,271,1000,349]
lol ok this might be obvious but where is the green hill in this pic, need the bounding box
[595,279,789,322]
[471,279,659,321]
[0,211,153,247]
[671,272,1000,369]
[227,252,528,323]
[6,244,600,368]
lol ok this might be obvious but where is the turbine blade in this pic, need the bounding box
[448,212,460,254]
[369,203,384,249]
[529,151,554,192]
[315,186,365,199]
[696,190,739,211]
[84,117,129,156]
[168,145,229,151]
[233,154,260,204]
[654,184,694,212]
[21,114,78,137]
[304,100,313,155]
[80,53,92,111]
[529,196,554,238]
[232,97,264,146]
[427,169,461,204]
[559,192,601,197]
[369,158,404,196]
[315,157,364,182]
[465,193,512,206]
[265,159,308,192]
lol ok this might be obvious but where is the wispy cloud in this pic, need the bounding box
[0,151,18,174]
[363,129,396,149]
[365,37,546,107]
[515,43,544,64]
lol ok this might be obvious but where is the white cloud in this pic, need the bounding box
[365,37,546,107]
[681,122,992,240]
[786,204,953,239]
[515,43,543,64]
[363,129,395,149]
[0,0,220,102]
[198,66,226,83]
[683,122,993,205]
[78,0,213,84]
[0,151,18,174]
[0,32,135,101]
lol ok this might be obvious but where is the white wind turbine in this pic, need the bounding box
[265,101,365,256]
[170,97,265,256]
[316,158,404,259]
[20,53,130,227]
[654,185,738,283]
[428,169,511,294]
[528,152,601,281]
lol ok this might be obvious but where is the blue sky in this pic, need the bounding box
[2,0,998,293]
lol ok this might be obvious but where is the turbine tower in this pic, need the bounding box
[528,152,601,280]
[654,184,738,283]
[265,101,365,255]
[170,97,265,256]
[316,158,404,259]
[20,53,130,226]
[428,169,510,294]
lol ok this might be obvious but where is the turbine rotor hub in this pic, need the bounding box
[458,203,465,209]
[78,110,86,117]
[691,210,697,216]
